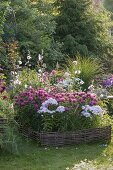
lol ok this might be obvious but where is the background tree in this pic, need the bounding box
[0,0,9,70]
[54,0,113,68]
[2,0,63,69]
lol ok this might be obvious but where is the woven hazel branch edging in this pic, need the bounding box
[0,118,7,133]
[20,126,111,146]
[0,118,111,146]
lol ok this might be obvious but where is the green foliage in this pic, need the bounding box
[67,56,103,91]
[0,98,14,119]
[41,111,111,132]
[0,121,20,154]
[9,67,40,98]
[0,0,9,39]
[55,0,113,63]
[104,0,113,13]
[3,0,63,69]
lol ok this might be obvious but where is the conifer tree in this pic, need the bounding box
[55,0,113,60]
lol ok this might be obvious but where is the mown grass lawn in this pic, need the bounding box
[0,138,113,170]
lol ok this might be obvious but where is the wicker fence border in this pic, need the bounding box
[20,126,111,146]
[0,118,111,146]
[0,117,7,133]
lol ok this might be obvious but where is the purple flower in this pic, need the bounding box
[102,76,113,88]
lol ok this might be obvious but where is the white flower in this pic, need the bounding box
[88,85,95,91]
[18,60,22,65]
[80,80,84,85]
[81,105,104,117]
[24,84,28,88]
[81,111,91,117]
[13,79,21,85]
[38,106,56,114]
[38,54,43,61]
[38,98,65,114]
[10,103,14,109]
[64,72,70,78]
[100,94,104,98]
[27,55,31,60]
[72,61,77,65]
[11,71,17,75]
[75,70,81,75]
[56,106,65,113]
[42,98,58,107]
[38,69,42,73]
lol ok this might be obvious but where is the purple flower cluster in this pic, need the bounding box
[14,88,49,109]
[50,91,98,106]
[14,87,98,112]
[102,76,113,88]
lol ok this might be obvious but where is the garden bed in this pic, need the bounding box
[20,126,111,146]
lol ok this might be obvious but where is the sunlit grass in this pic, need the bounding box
[1,135,113,170]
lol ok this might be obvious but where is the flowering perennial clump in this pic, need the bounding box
[102,76,113,88]
[38,98,65,114]
[14,88,49,109]
[81,105,104,117]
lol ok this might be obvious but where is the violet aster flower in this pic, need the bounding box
[102,76,113,88]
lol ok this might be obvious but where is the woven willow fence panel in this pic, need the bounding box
[0,118,111,146]
[20,126,111,146]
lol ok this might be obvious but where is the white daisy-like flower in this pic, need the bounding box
[27,55,31,60]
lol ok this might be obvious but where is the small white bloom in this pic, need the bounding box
[18,60,22,65]
[24,84,28,88]
[75,70,81,75]
[38,54,43,61]
[27,55,31,60]
[64,72,70,78]
[56,106,65,113]
[81,111,91,117]
[42,98,58,107]
[88,85,95,91]
[80,80,84,85]
[13,79,21,85]
[10,103,14,109]
[100,94,104,98]
[38,69,42,73]
[11,71,17,75]
[66,167,69,170]
[72,61,77,65]
[56,62,60,69]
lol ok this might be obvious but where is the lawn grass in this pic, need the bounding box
[0,138,113,170]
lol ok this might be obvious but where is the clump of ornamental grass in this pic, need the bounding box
[66,56,103,91]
